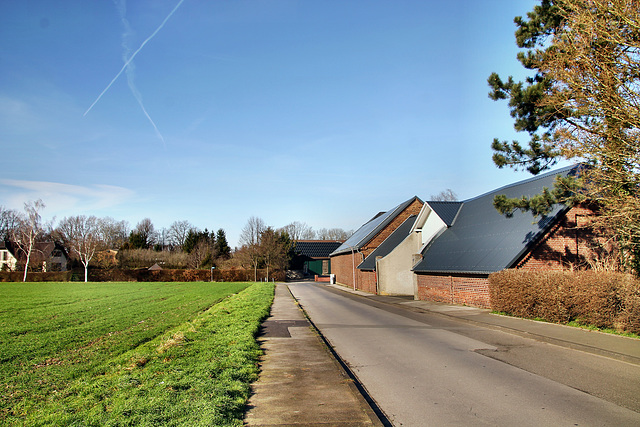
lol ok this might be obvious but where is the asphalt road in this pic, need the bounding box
[288,282,640,427]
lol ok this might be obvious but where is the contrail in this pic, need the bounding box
[117,0,166,144]
[83,0,186,117]
[125,58,166,144]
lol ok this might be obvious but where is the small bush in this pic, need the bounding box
[489,270,640,334]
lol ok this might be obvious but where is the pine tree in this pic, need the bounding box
[489,0,640,272]
[214,229,231,260]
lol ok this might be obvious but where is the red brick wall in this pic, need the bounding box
[330,252,378,293]
[357,270,377,294]
[416,273,491,308]
[361,199,423,258]
[331,252,360,289]
[517,204,597,270]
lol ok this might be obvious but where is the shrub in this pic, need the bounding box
[489,270,640,334]
[0,271,73,282]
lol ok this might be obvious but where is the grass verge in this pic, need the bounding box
[1,281,275,426]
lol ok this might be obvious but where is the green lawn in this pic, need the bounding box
[0,281,275,426]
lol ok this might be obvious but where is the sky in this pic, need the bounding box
[0,0,548,248]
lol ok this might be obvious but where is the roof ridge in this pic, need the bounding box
[464,164,580,203]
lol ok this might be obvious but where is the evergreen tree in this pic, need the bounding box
[214,228,231,260]
[488,0,566,176]
[489,0,640,272]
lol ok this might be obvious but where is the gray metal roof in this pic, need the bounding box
[427,201,463,226]
[331,196,421,256]
[358,215,417,271]
[413,165,580,274]
[294,241,343,258]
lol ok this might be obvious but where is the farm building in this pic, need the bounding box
[412,164,596,308]
[290,240,343,277]
[329,196,423,293]
[327,164,599,308]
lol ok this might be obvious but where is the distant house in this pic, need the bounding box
[0,241,17,271]
[330,196,424,293]
[0,241,69,272]
[290,240,343,277]
[412,164,595,308]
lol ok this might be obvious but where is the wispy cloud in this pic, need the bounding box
[0,179,135,217]
[84,0,187,145]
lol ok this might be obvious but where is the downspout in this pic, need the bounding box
[351,246,356,291]
[375,256,381,295]
[356,249,364,291]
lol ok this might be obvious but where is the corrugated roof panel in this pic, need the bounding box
[331,197,421,256]
[427,201,463,226]
[414,165,580,274]
[294,241,343,258]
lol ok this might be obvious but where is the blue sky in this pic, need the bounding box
[0,0,544,247]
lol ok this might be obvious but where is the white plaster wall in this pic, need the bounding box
[377,232,421,295]
[420,213,446,247]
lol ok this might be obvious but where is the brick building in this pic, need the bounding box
[329,196,423,293]
[412,164,594,308]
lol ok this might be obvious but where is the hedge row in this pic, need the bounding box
[0,268,286,283]
[0,271,73,282]
[489,270,640,334]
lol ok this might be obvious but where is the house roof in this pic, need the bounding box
[413,164,581,275]
[1,241,67,260]
[330,196,422,257]
[426,201,463,226]
[358,215,417,271]
[294,240,343,258]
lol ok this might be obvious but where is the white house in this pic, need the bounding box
[0,241,18,271]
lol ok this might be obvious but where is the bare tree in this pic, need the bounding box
[0,206,20,241]
[430,189,459,201]
[168,220,193,248]
[57,215,102,282]
[280,221,315,241]
[260,227,292,281]
[97,217,130,249]
[128,218,156,249]
[316,227,353,241]
[11,200,46,282]
[239,216,266,281]
[239,216,265,247]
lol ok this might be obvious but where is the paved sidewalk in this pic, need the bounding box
[244,284,382,426]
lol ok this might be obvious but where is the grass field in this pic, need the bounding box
[0,281,275,426]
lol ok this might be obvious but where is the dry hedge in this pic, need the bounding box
[80,268,285,283]
[0,271,73,282]
[0,268,286,283]
[489,270,640,334]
